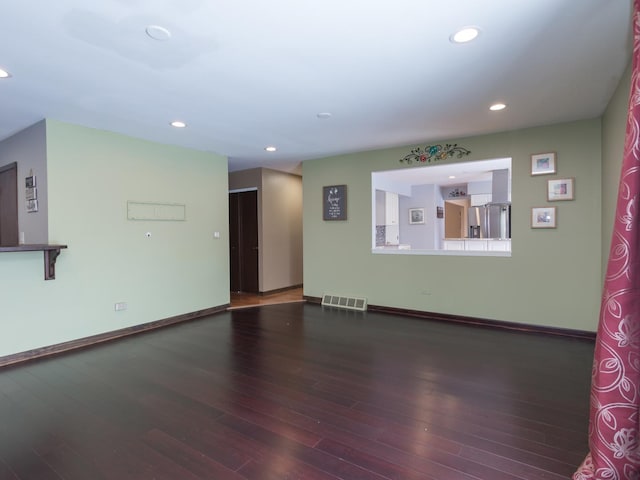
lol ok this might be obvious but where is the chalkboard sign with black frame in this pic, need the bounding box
[323,185,347,221]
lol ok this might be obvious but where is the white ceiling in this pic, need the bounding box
[0,1,632,174]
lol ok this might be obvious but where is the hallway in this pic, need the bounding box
[229,287,304,309]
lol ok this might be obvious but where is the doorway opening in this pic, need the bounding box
[444,199,468,239]
[229,190,259,293]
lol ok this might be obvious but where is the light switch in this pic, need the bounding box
[214,231,221,239]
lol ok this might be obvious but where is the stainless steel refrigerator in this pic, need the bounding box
[468,202,511,239]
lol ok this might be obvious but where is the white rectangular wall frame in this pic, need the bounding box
[127,201,186,221]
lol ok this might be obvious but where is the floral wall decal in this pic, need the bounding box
[399,143,471,165]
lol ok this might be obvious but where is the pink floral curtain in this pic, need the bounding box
[574,2,640,478]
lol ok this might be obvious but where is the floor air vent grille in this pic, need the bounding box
[321,294,367,311]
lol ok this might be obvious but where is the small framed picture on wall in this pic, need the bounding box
[531,207,556,228]
[27,199,38,213]
[409,208,425,224]
[530,152,556,176]
[547,178,575,201]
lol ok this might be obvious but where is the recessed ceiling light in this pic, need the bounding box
[146,25,172,41]
[170,120,186,128]
[489,103,507,111]
[317,112,332,119]
[451,27,480,44]
[0,68,11,78]
[265,146,277,152]
[448,175,456,179]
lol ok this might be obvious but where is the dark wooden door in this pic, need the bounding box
[229,191,259,293]
[0,162,19,246]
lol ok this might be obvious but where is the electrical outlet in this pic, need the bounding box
[114,302,127,311]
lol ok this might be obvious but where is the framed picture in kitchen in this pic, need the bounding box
[323,185,347,221]
[409,208,425,224]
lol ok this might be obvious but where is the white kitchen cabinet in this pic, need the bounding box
[443,239,465,250]
[375,190,386,225]
[384,192,399,225]
[384,192,399,244]
[375,191,400,245]
[487,239,511,251]
[464,239,488,251]
[470,193,492,206]
[385,224,399,245]
[443,239,511,252]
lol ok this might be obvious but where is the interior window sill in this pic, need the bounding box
[371,248,511,257]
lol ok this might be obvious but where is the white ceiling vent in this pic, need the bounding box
[321,294,367,311]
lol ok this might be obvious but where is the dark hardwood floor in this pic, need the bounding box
[0,303,594,479]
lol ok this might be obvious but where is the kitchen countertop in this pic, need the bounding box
[444,238,511,241]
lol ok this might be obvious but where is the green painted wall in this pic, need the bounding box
[0,120,229,357]
[303,119,603,331]
[601,62,631,277]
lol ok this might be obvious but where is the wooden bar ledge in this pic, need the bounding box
[0,244,68,280]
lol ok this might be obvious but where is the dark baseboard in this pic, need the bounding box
[0,304,230,368]
[260,284,303,296]
[303,295,595,341]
